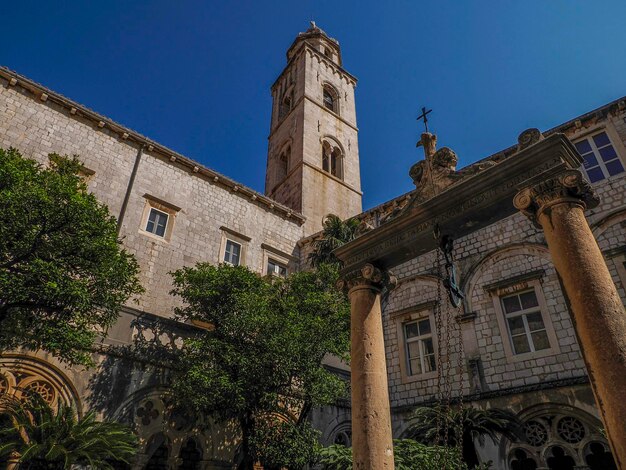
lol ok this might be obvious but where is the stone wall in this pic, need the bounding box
[0,72,305,319]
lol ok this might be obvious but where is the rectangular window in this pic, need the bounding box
[224,240,242,266]
[575,131,624,183]
[501,290,550,354]
[145,208,168,238]
[404,318,436,376]
[267,258,288,277]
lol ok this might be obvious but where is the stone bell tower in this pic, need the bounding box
[265,22,362,236]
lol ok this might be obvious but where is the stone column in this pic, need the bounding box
[514,170,626,468]
[339,264,396,470]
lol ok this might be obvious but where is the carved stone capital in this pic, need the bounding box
[337,263,397,294]
[513,169,600,227]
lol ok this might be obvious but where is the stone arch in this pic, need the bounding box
[500,403,613,469]
[0,354,81,412]
[320,410,352,446]
[384,274,439,314]
[461,242,552,312]
[590,207,626,238]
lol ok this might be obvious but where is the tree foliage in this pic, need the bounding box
[0,148,143,365]
[170,263,351,469]
[318,440,470,470]
[0,394,138,469]
[308,214,360,268]
[406,405,522,467]
[250,418,321,469]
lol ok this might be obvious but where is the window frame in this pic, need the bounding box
[322,84,340,115]
[569,123,626,184]
[218,227,250,267]
[403,317,436,377]
[145,207,169,238]
[223,239,242,266]
[574,130,624,183]
[500,289,549,355]
[266,258,288,277]
[393,305,438,383]
[261,243,295,278]
[490,277,560,363]
[139,195,180,242]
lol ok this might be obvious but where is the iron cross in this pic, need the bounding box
[416,106,432,133]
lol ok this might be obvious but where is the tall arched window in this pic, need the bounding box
[279,90,293,120]
[323,85,338,114]
[276,146,290,182]
[322,140,343,179]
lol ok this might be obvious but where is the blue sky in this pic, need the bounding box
[2,1,625,210]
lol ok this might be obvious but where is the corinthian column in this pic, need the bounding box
[514,169,626,468]
[338,264,396,470]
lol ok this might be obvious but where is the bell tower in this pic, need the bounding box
[265,22,362,236]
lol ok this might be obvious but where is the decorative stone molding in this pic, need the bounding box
[514,169,600,227]
[337,263,397,293]
[517,128,544,151]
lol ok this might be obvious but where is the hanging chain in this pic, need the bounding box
[433,231,467,469]
[450,240,466,464]
[434,246,444,448]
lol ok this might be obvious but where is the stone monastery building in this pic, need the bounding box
[1,23,626,469]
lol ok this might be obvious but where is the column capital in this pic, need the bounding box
[513,169,599,227]
[337,263,397,294]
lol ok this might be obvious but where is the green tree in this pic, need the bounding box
[308,214,360,267]
[0,148,143,365]
[0,394,138,469]
[170,263,351,470]
[406,405,523,468]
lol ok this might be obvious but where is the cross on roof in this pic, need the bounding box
[417,106,433,133]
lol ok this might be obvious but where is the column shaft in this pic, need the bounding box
[539,201,626,468]
[349,283,394,469]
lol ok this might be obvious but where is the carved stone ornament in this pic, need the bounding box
[513,169,600,227]
[409,146,464,204]
[337,263,397,293]
[517,128,544,151]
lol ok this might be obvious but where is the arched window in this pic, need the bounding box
[276,146,290,182]
[322,141,343,179]
[323,85,338,114]
[279,90,293,121]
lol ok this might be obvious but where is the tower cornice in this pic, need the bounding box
[270,42,357,92]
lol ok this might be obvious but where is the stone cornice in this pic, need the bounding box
[391,375,590,413]
[0,66,305,225]
[272,41,357,91]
